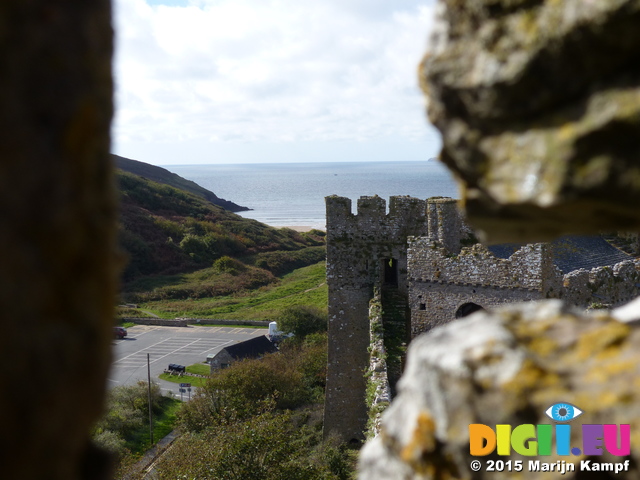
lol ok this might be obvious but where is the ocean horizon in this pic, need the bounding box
[168,160,458,229]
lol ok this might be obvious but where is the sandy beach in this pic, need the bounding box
[281,225,325,232]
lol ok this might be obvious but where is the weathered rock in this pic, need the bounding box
[0,1,117,479]
[359,300,640,479]
[421,0,640,243]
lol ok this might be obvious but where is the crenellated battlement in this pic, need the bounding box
[326,195,427,227]
[324,195,353,219]
[356,195,387,218]
[325,195,463,247]
[388,196,427,218]
[324,194,433,441]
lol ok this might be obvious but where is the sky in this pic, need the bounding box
[111,0,440,165]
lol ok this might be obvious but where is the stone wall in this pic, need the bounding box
[324,285,373,442]
[426,197,463,254]
[408,239,563,291]
[407,236,640,333]
[185,318,270,327]
[561,260,640,308]
[123,318,188,327]
[364,291,391,439]
[409,283,543,335]
[123,318,270,328]
[209,350,234,371]
[407,239,564,333]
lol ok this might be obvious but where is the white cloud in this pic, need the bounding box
[112,0,440,164]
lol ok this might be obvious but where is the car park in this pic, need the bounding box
[109,325,269,396]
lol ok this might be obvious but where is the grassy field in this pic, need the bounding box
[132,261,327,321]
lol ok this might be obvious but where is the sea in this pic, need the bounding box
[168,161,458,229]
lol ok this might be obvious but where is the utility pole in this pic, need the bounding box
[147,353,154,444]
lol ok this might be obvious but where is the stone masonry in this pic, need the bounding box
[408,241,561,335]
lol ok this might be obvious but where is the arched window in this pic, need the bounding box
[455,302,484,319]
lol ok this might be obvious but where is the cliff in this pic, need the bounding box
[113,154,250,212]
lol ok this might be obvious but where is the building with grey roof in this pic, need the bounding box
[208,335,277,372]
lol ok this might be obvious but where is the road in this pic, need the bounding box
[109,324,268,397]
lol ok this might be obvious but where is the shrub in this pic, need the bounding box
[278,305,327,339]
[179,233,219,264]
[119,228,156,279]
[164,333,356,480]
[153,217,186,241]
[181,356,307,424]
[158,411,326,480]
[213,255,246,274]
[93,381,164,439]
[93,430,128,458]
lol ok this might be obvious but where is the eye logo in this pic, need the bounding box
[545,403,583,422]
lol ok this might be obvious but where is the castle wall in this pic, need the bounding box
[407,238,564,334]
[364,290,391,439]
[407,239,562,291]
[561,259,640,307]
[325,286,372,441]
[409,283,542,335]
[407,237,640,334]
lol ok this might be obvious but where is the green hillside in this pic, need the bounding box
[123,261,328,320]
[117,168,325,283]
[113,154,249,212]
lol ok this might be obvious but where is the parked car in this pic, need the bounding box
[167,364,186,374]
[114,326,127,339]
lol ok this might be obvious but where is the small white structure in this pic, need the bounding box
[268,321,283,342]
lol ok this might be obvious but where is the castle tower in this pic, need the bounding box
[323,195,428,442]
